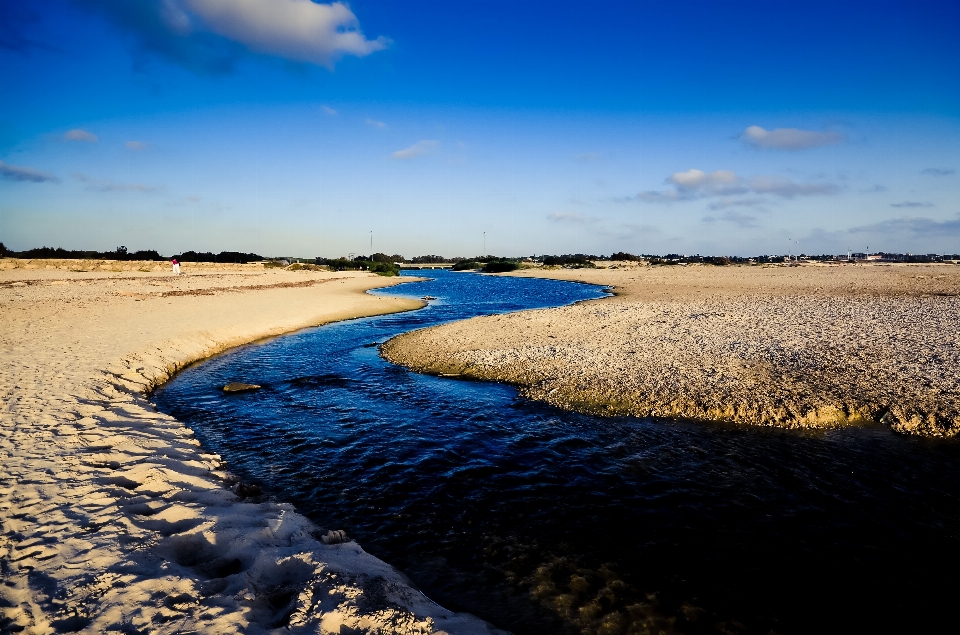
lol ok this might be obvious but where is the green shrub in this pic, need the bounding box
[541,254,597,268]
[452,260,481,271]
[706,256,732,266]
[367,261,400,276]
[481,260,519,273]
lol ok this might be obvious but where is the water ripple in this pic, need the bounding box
[155,271,960,634]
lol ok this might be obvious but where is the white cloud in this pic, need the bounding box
[63,129,98,142]
[392,140,438,160]
[321,105,337,116]
[365,118,386,129]
[0,160,59,183]
[667,168,739,190]
[638,169,840,203]
[125,140,147,150]
[741,125,843,151]
[181,0,387,68]
[638,169,747,201]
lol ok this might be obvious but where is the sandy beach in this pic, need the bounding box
[382,262,960,436]
[0,259,505,635]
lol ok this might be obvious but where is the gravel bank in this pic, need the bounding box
[382,263,960,436]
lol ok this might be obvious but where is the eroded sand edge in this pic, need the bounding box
[0,260,505,635]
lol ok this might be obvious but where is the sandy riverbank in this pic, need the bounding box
[382,262,960,436]
[0,259,505,635]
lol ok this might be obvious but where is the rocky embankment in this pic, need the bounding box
[382,263,960,436]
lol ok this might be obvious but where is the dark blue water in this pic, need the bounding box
[154,271,960,635]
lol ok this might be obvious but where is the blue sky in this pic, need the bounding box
[2,0,958,257]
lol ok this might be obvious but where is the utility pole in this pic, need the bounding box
[370,231,373,254]
[483,231,486,257]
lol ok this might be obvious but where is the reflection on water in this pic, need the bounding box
[154,271,960,634]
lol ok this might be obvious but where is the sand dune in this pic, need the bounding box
[0,260,506,635]
[382,262,960,436]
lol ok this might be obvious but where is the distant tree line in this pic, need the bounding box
[539,254,596,267]
[172,250,263,263]
[5,242,957,268]
[0,243,166,261]
[314,253,400,276]
[0,243,264,263]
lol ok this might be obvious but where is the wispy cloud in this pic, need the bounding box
[890,201,934,208]
[863,184,887,193]
[125,140,147,150]
[77,0,387,73]
[668,169,742,191]
[750,175,840,197]
[365,118,386,129]
[321,105,337,116]
[63,128,98,142]
[73,172,161,192]
[638,169,839,203]
[921,168,955,176]
[392,140,438,160]
[702,211,758,228]
[741,125,844,151]
[547,211,596,224]
[708,197,766,210]
[0,160,59,183]
[848,215,960,237]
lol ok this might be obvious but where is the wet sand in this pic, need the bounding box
[0,259,505,635]
[382,262,960,436]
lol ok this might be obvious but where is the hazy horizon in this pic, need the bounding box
[2,1,958,257]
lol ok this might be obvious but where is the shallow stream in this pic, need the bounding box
[154,270,960,634]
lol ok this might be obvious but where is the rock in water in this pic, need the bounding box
[236,482,262,498]
[321,529,350,544]
[223,382,261,392]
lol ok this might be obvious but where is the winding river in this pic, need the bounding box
[154,270,960,635]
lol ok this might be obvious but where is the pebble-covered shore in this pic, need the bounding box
[382,263,960,436]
